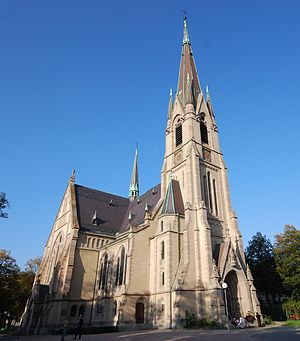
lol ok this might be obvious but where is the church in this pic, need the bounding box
[22,18,260,334]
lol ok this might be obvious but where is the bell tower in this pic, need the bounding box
[157,17,260,325]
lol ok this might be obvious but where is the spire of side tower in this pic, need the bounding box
[168,88,173,119]
[129,146,139,199]
[176,16,201,108]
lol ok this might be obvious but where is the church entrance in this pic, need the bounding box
[135,298,144,324]
[224,271,240,319]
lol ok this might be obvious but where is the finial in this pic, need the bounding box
[145,202,148,212]
[170,87,173,97]
[206,84,210,101]
[128,210,132,221]
[169,171,173,181]
[70,169,75,182]
[182,12,190,45]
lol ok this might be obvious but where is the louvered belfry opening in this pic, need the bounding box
[175,124,182,146]
[200,121,208,144]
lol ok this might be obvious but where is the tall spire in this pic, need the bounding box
[177,16,201,108]
[129,146,139,199]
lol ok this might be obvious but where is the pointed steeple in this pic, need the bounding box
[129,146,139,199]
[177,16,201,108]
[206,84,216,121]
[167,88,173,119]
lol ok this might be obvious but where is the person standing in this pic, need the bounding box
[73,315,84,339]
[61,319,68,341]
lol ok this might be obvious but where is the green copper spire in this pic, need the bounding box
[129,146,139,199]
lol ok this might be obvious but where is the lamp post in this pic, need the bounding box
[222,282,229,330]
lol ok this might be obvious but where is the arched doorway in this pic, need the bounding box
[224,271,240,319]
[135,298,145,324]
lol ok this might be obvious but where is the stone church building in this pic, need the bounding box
[22,18,260,334]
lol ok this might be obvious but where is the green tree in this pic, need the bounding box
[0,250,20,326]
[273,225,300,298]
[0,192,9,218]
[245,232,284,308]
[0,251,42,324]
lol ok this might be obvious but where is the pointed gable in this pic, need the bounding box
[161,179,184,215]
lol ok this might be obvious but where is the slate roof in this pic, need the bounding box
[75,184,161,236]
[161,179,184,215]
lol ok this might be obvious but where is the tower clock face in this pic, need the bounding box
[175,150,183,164]
[203,149,211,161]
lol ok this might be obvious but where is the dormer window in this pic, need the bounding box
[175,124,182,147]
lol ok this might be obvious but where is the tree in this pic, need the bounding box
[0,249,19,277]
[0,192,9,218]
[245,232,284,303]
[273,225,300,299]
[0,250,20,326]
[25,257,42,275]
[0,251,42,324]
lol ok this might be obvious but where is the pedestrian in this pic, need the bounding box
[256,312,262,327]
[73,315,84,339]
[61,319,68,341]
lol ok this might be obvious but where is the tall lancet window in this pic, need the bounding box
[118,247,126,285]
[99,253,108,290]
[200,120,209,144]
[213,179,218,216]
[161,241,165,260]
[207,172,213,213]
[175,124,182,147]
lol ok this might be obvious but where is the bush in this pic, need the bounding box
[283,299,300,320]
[184,311,219,329]
[263,315,274,325]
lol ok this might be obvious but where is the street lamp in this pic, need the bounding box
[222,282,229,330]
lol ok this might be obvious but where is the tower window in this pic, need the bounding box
[207,172,213,213]
[200,121,208,144]
[213,179,218,216]
[161,241,165,260]
[175,124,182,146]
[162,272,165,286]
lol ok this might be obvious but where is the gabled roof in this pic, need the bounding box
[75,183,161,236]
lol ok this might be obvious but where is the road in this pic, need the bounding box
[1,324,299,341]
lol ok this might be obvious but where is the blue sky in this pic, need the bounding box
[1,0,300,269]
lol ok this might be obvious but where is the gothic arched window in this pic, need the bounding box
[213,179,218,216]
[207,172,213,213]
[115,257,120,286]
[99,253,108,290]
[118,247,126,285]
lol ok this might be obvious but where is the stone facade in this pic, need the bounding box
[21,18,260,334]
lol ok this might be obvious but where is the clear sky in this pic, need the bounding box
[1,0,300,269]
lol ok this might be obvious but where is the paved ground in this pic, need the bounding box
[1,324,300,341]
